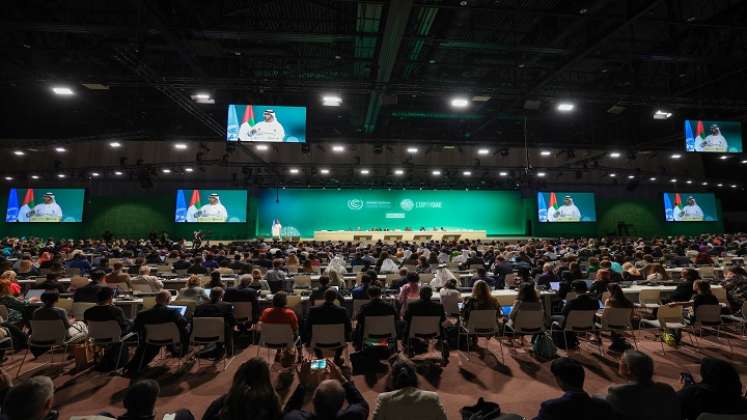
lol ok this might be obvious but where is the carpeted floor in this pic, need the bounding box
[8,329,747,419]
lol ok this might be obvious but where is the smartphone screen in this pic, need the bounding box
[310,359,327,370]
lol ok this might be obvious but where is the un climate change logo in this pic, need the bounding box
[347,198,364,211]
[400,198,414,212]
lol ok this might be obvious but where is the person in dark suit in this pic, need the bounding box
[83,287,133,371]
[470,267,501,289]
[172,254,191,271]
[353,286,397,350]
[606,350,681,420]
[304,289,351,364]
[124,290,190,376]
[223,274,260,326]
[73,270,107,303]
[32,292,88,356]
[534,357,613,420]
[32,273,66,293]
[558,280,600,327]
[309,276,344,306]
[194,287,235,357]
[403,286,448,364]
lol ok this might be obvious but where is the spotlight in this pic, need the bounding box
[184,167,194,173]
[462,171,472,177]
[54,147,67,153]
[190,92,214,104]
[394,169,404,176]
[174,143,188,150]
[13,150,24,156]
[731,184,738,188]
[450,97,469,108]
[57,173,66,179]
[406,147,419,154]
[91,172,100,177]
[255,144,269,151]
[537,172,546,177]
[331,145,345,153]
[31,175,39,180]
[319,168,330,175]
[4,176,12,181]
[161,168,171,174]
[556,102,575,112]
[322,95,342,107]
[360,169,370,175]
[114,171,124,176]
[51,86,74,96]
[741,159,747,164]
[649,177,657,181]
[109,141,122,148]
[289,168,300,174]
[627,175,635,179]
[701,181,708,186]
[432,170,442,176]
[498,171,508,177]
[609,173,617,178]
[671,153,682,159]
[686,180,692,184]
[477,148,490,155]
[653,110,673,120]
[720,155,729,160]
[717,183,723,187]
[670,178,677,183]
[609,152,621,158]
[540,150,551,156]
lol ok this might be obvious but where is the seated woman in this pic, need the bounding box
[206,271,226,289]
[504,282,543,331]
[603,283,635,352]
[621,262,643,283]
[203,357,282,420]
[248,269,271,291]
[0,272,21,297]
[0,280,32,325]
[31,292,88,356]
[397,273,420,318]
[259,292,302,364]
[372,358,447,420]
[176,275,209,304]
[678,357,747,419]
[462,280,498,323]
[438,278,462,316]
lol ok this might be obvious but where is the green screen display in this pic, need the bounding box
[257,189,524,237]
[537,192,597,222]
[175,189,247,223]
[6,188,86,223]
[685,119,742,153]
[663,192,719,222]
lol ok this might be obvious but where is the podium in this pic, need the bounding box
[29,216,61,222]
[196,216,226,223]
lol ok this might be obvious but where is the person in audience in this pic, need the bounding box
[430,264,457,289]
[83,287,132,370]
[203,357,282,420]
[259,292,302,364]
[215,260,235,275]
[505,282,542,330]
[603,283,635,352]
[203,254,219,270]
[533,357,612,419]
[589,269,611,298]
[351,272,372,300]
[670,251,692,267]
[438,278,462,315]
[0,272,20,297]
[130,265,163,293]
[665,268,699,304]
[66,251,92,275]
[377,252,399,274]
[32,273,66,293]
[722,266,747,312]
[246,269,270,291]
[0,280,32,324]
[471,267,500,289]
[666,279,719,317]
[642,261,669,281]
[73,269,106,302]
[621,262,643,282]
[283,360,368,420]
[327,270,346,291]
[353,286,398,350]
[392,268,409,290]
[177,274,210,304]
[187,257,208,275]
[462,279,498,323]
[372,358,447,420]
[403,286,448,364]
[3,376,56,420]
[397,272,420,317]
[32,292,88,355]
[606,350,681,420]
[224,274,261,325]
[555,280,599,326]
[415,256,431,274]
[265,258,288,293]
[309,275,344,306]
[124,290,190,376]
[206,271,226,289]
[105,262,133,290]
[172,254,191,271]
[536,263,556,288]
[102,379,193,420]
[678,357,747,419]
[194,287,235,358]
[304,288,351,365]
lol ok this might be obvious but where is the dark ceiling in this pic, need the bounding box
[0,0,746,191]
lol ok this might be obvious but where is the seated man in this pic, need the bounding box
[534,357,612,419]
[350,272,372,300]
[193,287,235,358]
[32,273,66,293]
[124,290,190,376]
[3,376,57,420]
[309,275,344,306]
[223,274,260,326]
[304,288,351,365]
[73,269,107,303]
[283,360,368,420]
[130,266,164,293]
[403,286,448,364]
[32,292,88,356]
[606,350,681,420]
[353,286,397,350]
[100,379,194,420]
[105,262,133,291]
[84,287,134,371]
[551,280,600,349]
[265,258,288,293]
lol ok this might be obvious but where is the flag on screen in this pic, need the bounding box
[685,120,695,151]
[175,190,187,222]
[186,189,201,222]
[537,192,546,210]
[227,105,239,140]
[696,120,704,139]
[17,188,34,223]
[548,192,558,209]
[664,193,673,221]
[242,105,255,126]
[674,193,682,209]
[5,188,19,222]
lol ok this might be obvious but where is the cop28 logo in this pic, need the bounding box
[400,198,414,212]
[347,198,364,211]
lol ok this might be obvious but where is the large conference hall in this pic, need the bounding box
[2,1,747,419]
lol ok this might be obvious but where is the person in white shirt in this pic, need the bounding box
[675,196,705,221]
[548,196,581,222]
[25,192,63,221]
[271,218,282,239]
[696,124,728,152]
[452,250,470,265]
[192,193,228,222]
[326,254,348,276]
[238,109,286,142]
[430,264,457,289]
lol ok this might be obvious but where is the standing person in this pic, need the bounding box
[533,358,612,420]
[605,350,681,420]
[272,218,283,240]
[203,358,282,420]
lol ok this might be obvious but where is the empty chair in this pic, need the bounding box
[690,304,733,353]
[17,319,70,377]
[636,289,661,309]
[722,301,747,335]
[362,315,397,344]
[552,310,598,353]
[440,293,460,317]
[506,309,545,347]
[191,317,232,369]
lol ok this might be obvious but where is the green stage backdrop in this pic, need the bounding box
[256,189,525,237]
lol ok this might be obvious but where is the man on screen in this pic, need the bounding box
[25,192,63,222]
[548,195,582,222]
[674,196,705,221]
[238,109,286,142]
[696,124,728,152]
[191,193,228,222]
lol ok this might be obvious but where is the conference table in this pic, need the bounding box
[312,229,488,242]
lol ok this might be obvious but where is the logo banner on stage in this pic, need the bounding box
[256,189,524,237]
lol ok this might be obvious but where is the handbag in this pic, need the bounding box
[532,332,557,360]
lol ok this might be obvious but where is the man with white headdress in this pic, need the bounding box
[194,193,228,222]
[430,264,457,288]
[239,109,286,142]
[271,218,282,240]
[326,254,348,275]
[675,196,705,221]
[27,192,63,222]
[452,249,471,265]
[549,196,582,222]
[696,124,728,152]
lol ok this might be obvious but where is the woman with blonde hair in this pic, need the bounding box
[463,279,498,323]
[327,269,347,290]
[621,262,643,282]
[0,272,21,297]
[176,274,209,304]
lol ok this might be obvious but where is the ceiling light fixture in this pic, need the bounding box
[319,168,330,175]
[477,148,490,155]
[653,110,673,120]
[161,168,171,174]
[450,97,469,108]
[556,102,575,112]
[540,150,551,156]
[406,147,419,154]
[432,170,442,176]
[114,171,123,176]
[31,175,39,180]
[13,150,24,156]
[671,153,682,159]
[331,145,345,153]
[462,170,472,176]
[322,95,342,107]
[174,143,188,150]
[289,168,300,174]
[91,172,100,177]
[109,141,122,148]
[57,173,66,179]
[609,151,621,158]
[54,147,67,153]
[394,169,404,176]
[51,86,74,96]
[360,169,370,175]
[537,172,547,177]
[255,144,269,151]
[184,167,194,173]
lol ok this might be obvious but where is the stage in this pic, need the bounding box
[311,229,488,242]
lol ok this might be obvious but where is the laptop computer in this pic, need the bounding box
[501,305,513,316]
[549,281,560,291]
[25,289,46,300]
[167,305,188,317]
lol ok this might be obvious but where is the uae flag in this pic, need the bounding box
[243,105,255,126]
[546,192,559,220]
[186,189,201,222]
[17,189,35,222]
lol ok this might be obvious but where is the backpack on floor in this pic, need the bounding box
[532,332,557,360]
